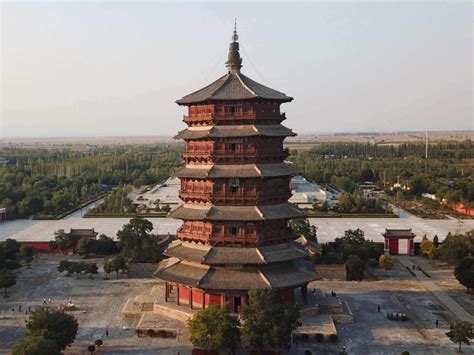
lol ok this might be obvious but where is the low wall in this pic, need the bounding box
[316,264,346,280]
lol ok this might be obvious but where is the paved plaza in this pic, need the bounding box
[1,206,472,244]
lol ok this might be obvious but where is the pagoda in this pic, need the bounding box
[155,26,317,312]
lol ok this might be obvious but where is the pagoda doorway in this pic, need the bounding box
[233,296,241,313]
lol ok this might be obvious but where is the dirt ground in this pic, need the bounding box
[0,254,472,355]
[0,255,191,355]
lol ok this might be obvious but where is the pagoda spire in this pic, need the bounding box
[226,19,242,73]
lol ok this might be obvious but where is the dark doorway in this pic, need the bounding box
[233,296,241,313]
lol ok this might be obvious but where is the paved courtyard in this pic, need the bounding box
[0,254,472,354]
[1,206,472,244]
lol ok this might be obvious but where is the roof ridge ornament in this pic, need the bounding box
[226,19,242,73]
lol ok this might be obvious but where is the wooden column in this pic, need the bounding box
[190,288,193,309]
[177,286,180,306]
[202,291,206,309]
[221,293,226,309]
[165,282,168,302]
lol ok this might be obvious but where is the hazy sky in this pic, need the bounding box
[1,1,472,137]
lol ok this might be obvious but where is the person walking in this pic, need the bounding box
[377,304,381,312]
[436,319,439,327]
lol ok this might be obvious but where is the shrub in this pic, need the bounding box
[304,351,312,355]
[147,329,156,337]
[328,334,338,343]
[401,352,410,355]
[300,333,309,342]
[315,333,324,342]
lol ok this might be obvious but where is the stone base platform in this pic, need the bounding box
[293,314,337,337]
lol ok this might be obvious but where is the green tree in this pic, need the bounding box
[187,304,240,352]
[54,229,73,254]
[103,259,114,279]
[438,233,473,267]
[0,269,17,297]
[433,235,439,248]
[241,289,300,351]
[345,255,365,281]
[428,244,439,264]
[12,335,60,355]
[83,262,98,279]
[26,308,78,350]
[379,255,395,276]
[57,260,73,276]
[110,255,127,278]
[289,218,311,238]
[117,218,162,262]
[48,240,58,254]
[69,262,84,279]
[20,246,34,268]
[87,344,96,354]
[454,257,474,293]
[77,237,93,258]
[420,235,433,257]
[446,320,474,353]
[367,258,378,271]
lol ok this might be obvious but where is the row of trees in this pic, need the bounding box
[0,239,35,297]
[188,289,300,353]
[290,142,473,208]
[420,231,474,293]
[57,255,127,279]
[51,218,164,263]
[0,145,181,219]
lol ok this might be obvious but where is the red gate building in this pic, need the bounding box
[382,228,416,256]
[155,28,317,312]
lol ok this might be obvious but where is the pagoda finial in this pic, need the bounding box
[226,20,242,73]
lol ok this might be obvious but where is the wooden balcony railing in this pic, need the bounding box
[183,112,286,121]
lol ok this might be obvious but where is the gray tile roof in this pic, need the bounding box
[169,203,303,221]
[199,267,269,290]
[176,72,293,105]
[261,259,318,288]
[382,228,416,238]
[174,124,295,140]
[154,259,209,287]
[155,259,317,290]
[164,241,309,265]
[174,162,296,179]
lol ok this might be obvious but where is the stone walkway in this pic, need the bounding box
[397,256,474,323]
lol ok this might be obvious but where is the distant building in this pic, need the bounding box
[421,193,437,201]
[0,208,6,222]
[382,228,416,256]
[134,177,182,210]
[290,175,340,206]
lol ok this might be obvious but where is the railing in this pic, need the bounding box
[183,112,286,121]
[179,191,211,200]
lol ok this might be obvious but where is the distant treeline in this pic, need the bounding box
[290,141,473,206]
[0,145,181,219]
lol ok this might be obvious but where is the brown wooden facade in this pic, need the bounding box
[156,27,316,312]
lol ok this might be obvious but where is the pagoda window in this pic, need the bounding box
[229,227,238,235]
[229,178,240,193]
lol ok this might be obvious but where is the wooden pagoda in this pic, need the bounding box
[155,27,317,312]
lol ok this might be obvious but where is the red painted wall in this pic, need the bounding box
[193,290,204,308]
[205,293,221,306]
[179,286,190,304]
[18,242,53,253]
[389,239,399,255]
